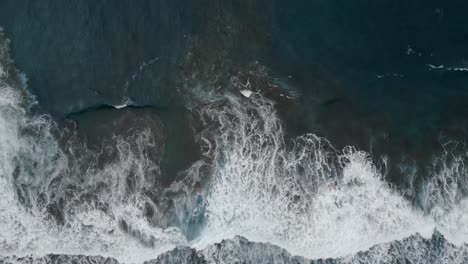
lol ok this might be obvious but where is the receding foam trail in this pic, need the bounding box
[193,92,468,259]
[420,145,468,246]
[0,33,186,263]
[2,26,468,262]
[0,83,186,263]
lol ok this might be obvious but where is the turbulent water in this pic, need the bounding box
[2,2,468,264]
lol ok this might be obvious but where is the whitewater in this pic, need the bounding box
[1,30,468,263]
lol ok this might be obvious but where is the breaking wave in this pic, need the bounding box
[0,31,184,263]
[1,30,468,263]
[193,91,468,260]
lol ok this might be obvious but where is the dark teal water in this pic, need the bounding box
[2,0,468,195]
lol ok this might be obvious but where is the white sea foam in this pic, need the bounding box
[192,93,435,258]
[239,89,253,98]
[447,67,468,72]
[193,93,468,261]
[3,79,468,263]
[0,68,183,263]
[1,30,468,263]
[113,96,134,109]
[113,104,127,109]
[427,64,445,70]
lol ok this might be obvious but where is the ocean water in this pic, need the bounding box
[1,1,468,263]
